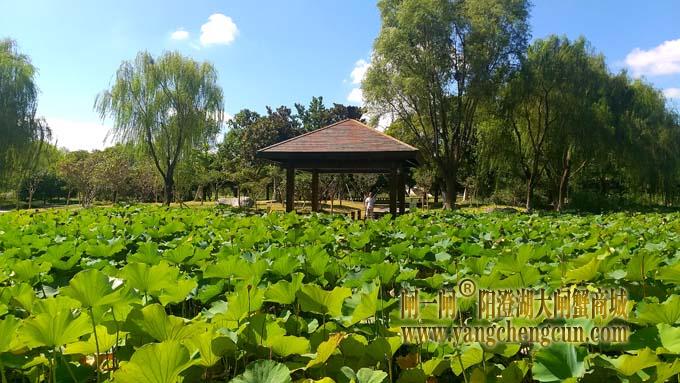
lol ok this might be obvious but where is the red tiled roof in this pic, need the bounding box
[258,119,418,153]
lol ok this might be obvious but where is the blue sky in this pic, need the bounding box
[1,0,678,150]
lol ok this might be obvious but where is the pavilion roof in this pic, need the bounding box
[256,119,419,171]
[258,119,418,154]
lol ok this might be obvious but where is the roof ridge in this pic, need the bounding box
[257,119,351,152]
[257,118,418,153]
[350,119,419,151]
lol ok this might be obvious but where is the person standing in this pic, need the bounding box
[364,191,376,220]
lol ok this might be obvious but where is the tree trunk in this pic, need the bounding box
[525,176,534,212]
[557,147,572,212]
[273,177,278,202]
[443,174,457,210]
[194,185,203,202]
[66,188,71,206]
[28,190,34,209]
[557,174,569,212]
[599,173,606,195]
[236,185,241,207]
[525,151,541,212]
[163,177,174,206]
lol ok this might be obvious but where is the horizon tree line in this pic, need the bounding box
[2,0,679,211]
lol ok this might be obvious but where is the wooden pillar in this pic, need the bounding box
[398,167,405,215]
[389,167,397,216]
[311,170,319,212]
[286,167,295,212]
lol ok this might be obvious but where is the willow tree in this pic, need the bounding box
[615,80,680,205]
[0,39,40,183]
[363,0,529,209]
[95,51,224,205]
[499,36,609,211]
[1,39,52,206]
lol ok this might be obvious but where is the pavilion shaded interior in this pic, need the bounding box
[256,119,419,215]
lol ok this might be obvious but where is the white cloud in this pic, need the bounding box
[377,113,395,131]
[347,88,364,104]
[663,87,680,99]
[347,59,371,104]
[170,28,189,41]
[200,13,238,46]
[46,117,111,151]
[625,38,680,77]
[350,59,370,84]
[214,113,235,145]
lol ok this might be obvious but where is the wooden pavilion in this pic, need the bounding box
[256,119,419,215]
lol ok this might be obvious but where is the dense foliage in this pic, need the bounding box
[0,38,38,176]
[0,206,678,382]
[0,39,51,198]
[364,1,680,211]
[1,96,370,209]
[364,0,530,209]
[95,51,225,205]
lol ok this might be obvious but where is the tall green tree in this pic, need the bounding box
[95,51,224,205]
[95,146,136,203]
[0,39,51,193]
[0,38,37,179]
[57,150,89,206]
[295,96,363,132]
[500,36,608,211]
[364,0,530,209]
[225,106,300,167]
[616,80,680,205]
[219,107,300,202]
[6,118,52,208]
[57,150,102,207]
[19,140,62,208]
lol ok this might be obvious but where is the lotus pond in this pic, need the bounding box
[0,206,678,382]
